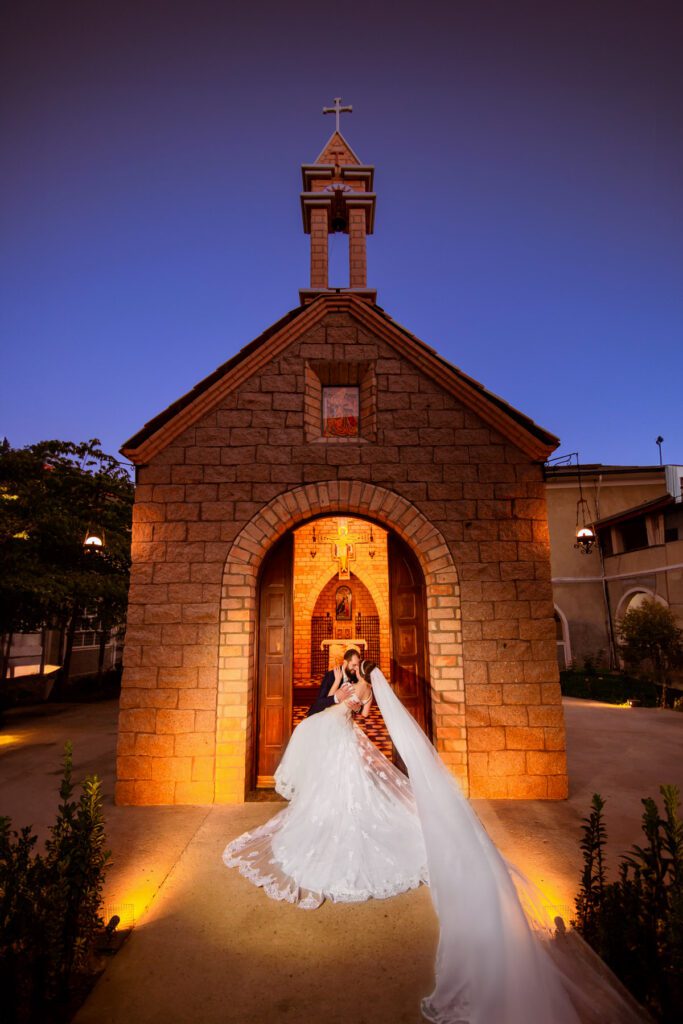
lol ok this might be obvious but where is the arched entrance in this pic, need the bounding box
[615,588,668,621]
[253,518,431,789]
[216,481,464,804]
[554,604,571,670]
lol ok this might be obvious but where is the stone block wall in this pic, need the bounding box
[117,302,567,804]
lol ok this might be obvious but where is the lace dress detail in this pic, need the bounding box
[222,698,429,909]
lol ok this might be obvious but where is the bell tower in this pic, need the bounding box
[299,98,377,304]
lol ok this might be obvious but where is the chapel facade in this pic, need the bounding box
[116,121,569,805]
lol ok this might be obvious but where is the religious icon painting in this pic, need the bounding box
[322,386,359,437]
[335,585,352,620]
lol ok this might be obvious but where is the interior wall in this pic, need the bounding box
[292,516,390,685]
[308,571,383,677]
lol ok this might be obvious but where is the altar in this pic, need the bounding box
[320,638,367,670]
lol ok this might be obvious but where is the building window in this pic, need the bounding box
[73,607,111,649]
[305,361,376,442]
[599,528,614,556]
[554,609,570,670]
[664,505,683,543]
[617,518,649,553]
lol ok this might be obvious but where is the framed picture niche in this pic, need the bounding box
[335,585,352,620]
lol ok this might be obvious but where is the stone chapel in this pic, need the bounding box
[116,118,568,806]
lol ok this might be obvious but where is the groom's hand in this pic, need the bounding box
[338,682,361,707]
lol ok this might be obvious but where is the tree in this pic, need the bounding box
[616,598,683,707]
[0,438,134,692]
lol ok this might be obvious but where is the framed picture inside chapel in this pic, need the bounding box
[322,386,359,438]
[335,585,352,620]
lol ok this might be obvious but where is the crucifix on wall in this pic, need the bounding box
[332,518,359,579]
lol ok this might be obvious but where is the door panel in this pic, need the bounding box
[256,534,293,787]
[397,592,417,620]
[389,534,431,741]
[266,593,285,619]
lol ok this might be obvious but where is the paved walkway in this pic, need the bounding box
[1,698,681,1023]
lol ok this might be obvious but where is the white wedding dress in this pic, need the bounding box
[223,683,429,909]
[222,669,652,1024]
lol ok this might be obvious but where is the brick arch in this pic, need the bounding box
[215,481,464,804]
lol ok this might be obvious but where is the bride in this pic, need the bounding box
[223,659,651,1023]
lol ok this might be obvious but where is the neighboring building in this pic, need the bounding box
[3,611,124,691]
[115,123,569,807]
[545,463,683,670]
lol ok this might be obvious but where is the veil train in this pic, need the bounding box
[369,667,652,1024]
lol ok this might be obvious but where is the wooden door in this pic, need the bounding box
[255,534,293,787]
[389,534,431,739]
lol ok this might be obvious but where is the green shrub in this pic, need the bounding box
[572,786,683,1022]
[0,741,112,1022]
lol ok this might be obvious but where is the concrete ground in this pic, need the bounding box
[1,697,681,1023]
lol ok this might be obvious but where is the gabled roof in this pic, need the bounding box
[369,303,559,456]
[120,294,560,464]
[314,130,362,166]
[594,492,676,530]
[545,463,664,479]
[120,304,308,456]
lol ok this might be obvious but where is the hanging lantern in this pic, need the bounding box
[84,525,105,549]
[571,455,596,555]
[368,526,375,558]
[310,525,317,558]
[575,523,596,554]
[574,497,595,555]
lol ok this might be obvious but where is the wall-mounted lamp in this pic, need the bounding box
[310,526,317,558]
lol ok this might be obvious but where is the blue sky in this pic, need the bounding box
[2,1,681,469]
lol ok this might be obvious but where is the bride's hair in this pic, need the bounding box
[359,659,377,682]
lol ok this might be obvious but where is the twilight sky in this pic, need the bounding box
[2,1,682,471]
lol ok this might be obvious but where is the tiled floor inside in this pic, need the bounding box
[292,702,394,759]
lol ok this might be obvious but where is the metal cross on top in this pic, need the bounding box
[323,96,353,133]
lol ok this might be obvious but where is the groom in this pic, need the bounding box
[306,648,362,716]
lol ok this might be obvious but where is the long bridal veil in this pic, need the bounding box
[369,667,652,1024]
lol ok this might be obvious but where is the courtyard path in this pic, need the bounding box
[1,697,681,1023]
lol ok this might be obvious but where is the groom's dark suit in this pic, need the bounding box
[307,668,359,717]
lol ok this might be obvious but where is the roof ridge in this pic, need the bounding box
[120,304,307,453]
[121,295,559,463]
